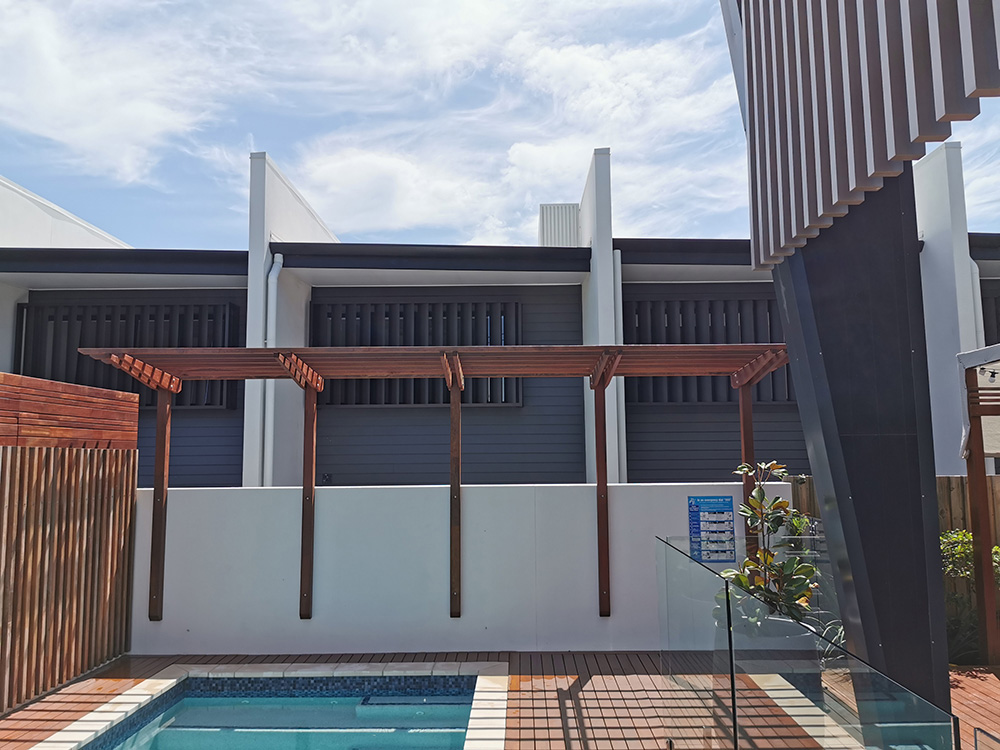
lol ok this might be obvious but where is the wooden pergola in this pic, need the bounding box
[81,343,789,622]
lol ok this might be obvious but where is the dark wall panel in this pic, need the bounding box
[137,405,244,488]
[19,288,247,489]
[315,286,585,485]
[626,404,809,482]
[622,282,809,481]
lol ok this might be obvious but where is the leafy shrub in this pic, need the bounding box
[940,529,1000,585]
[722,461,818,622]
[939,529,1000,664]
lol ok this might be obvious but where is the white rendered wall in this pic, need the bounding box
[244,152,338,486]
[129,482,751,655]
[0,175,129,249]
[578,148,623,483]
[0,280,27,372]
[271,269,313,486]
[913,143,983,475]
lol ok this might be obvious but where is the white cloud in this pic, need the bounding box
[0,0,750,241]
[0,1,260,183]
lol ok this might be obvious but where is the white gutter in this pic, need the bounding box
[262,253,284,487]
[613,248,627,482]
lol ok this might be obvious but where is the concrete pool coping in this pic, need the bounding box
[29,661,509,750]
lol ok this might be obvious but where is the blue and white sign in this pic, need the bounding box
[688,496,736,562]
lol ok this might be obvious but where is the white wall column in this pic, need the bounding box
[914,142,984,476]
[579,148,622,483]
[243,152,339,487]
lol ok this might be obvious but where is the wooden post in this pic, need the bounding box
[148,388,171,621]
[450,378,462,618]
[594,383,611,617]
[965,368,1000,663]
[739,384,759,559]
[300,386,317,619]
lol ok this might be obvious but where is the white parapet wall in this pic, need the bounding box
[129,482,752,655]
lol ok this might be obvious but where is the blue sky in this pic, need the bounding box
[1,0,999,250]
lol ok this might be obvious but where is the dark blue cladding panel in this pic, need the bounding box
[625,403,810,482]
[138,403,244,488]
[315,286,585,485]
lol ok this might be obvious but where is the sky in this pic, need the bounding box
[1,0,999,250]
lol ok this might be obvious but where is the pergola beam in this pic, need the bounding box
[590,348,623,390]
[277,352,325,392]
[730,349,789,388]
[109,354,182,393]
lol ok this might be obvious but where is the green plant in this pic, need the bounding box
[939,529,1000,663]
[721,461,818,623]
[940,529,1000,586]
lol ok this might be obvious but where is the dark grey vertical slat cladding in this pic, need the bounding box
[981,280,1000,345]
[21,288,247,486]
[137,404,244,487]
[626,404,809,482]
[314,285,585,485]
[622,282,809,481]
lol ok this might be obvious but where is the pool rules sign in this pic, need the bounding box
[688,496,736,562]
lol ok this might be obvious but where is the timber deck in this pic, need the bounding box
[1,652,997,749]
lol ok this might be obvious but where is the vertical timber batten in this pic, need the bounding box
[594,383,611,617]
[149,388,171,621]
[964,368,1000,663]
[300,386,318,619]
[449,373,463,617]
[739,384,758,558]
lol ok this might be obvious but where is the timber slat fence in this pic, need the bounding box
[789,475,1000,605]
[788,475,1000,543]
[1,374,137,715]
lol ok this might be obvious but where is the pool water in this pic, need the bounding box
[111,695,472,750]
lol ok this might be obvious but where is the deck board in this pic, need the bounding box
[2,653,995,749]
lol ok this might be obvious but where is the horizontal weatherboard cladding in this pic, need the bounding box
[314,285,585,485]
[626,404,810,482]
[137,405,244,488]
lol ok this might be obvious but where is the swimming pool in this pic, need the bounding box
[57,664,509,750]
[103,694,472,749]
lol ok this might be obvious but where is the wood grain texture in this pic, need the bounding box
[0,373,138,449]
[299,387,317,620]
[0,446,137,715]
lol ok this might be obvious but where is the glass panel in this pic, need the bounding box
[657,537,736,749]
[730,585,955,750]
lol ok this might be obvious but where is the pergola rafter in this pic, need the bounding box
[81,343,789,621]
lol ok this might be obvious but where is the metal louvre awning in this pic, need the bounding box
[80,343,788,624]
